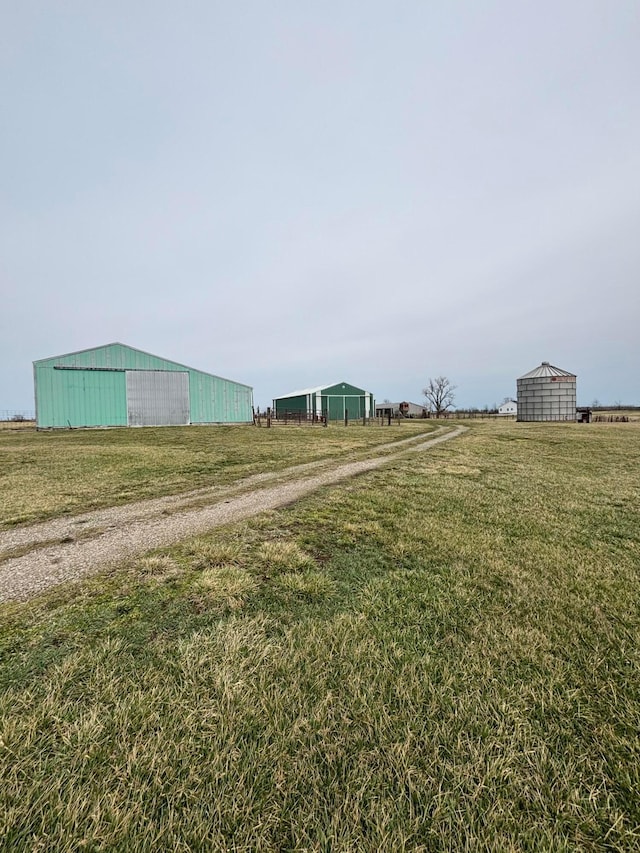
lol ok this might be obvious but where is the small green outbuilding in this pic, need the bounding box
[273,381,375,421]
[33,342,253,428]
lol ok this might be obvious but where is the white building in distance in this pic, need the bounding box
[498,399,517,416]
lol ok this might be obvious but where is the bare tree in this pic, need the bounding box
[423,376,456,417]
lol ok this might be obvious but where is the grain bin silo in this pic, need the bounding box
[517,361,576,422]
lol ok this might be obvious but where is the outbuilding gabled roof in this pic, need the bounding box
[518,361,575,380]
[33,342,253,389]
[274,384,337,400]
[275,381,372,400]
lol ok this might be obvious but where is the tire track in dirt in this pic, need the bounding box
[0,427,465,602]
[0,428,447,556]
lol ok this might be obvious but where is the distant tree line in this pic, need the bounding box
[588,401,639,411]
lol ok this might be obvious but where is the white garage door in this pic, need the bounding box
[126,371,190,426]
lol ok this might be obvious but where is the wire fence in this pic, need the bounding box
[0,409,35,422]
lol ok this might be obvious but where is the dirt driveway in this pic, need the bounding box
[0,426,466,603]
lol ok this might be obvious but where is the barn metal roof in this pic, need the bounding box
[33,342,253,389]
[274,384,337,400]
[518,361,575,380]
[274,381,377,400]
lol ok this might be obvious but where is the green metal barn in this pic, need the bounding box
[273,382,375,421]
[33,343,253,428]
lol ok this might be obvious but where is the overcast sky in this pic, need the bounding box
[2,0,639,412]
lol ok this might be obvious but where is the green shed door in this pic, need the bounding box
[36,368,127,428]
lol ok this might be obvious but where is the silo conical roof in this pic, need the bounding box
[518,361,575,380]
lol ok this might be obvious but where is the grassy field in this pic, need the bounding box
[1,420,639,850]
[0,420,35,431]
[0,421,433,528]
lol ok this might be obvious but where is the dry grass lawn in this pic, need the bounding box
[0,421,433,528]
[1,419,639,850]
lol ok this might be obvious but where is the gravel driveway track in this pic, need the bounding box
[0,426,466,602]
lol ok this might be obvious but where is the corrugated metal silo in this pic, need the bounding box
[517,362,576,422]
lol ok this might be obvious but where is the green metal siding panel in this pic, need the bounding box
[189,373,253,423]
[321,395,360,419]
[274,394,307,416]
[321,382,367,397]
[35,343,191,373]
[324,395,342,420]
[324,394,376,420]
[34,343,253,426]
[347,396,364,419]
[35,366,127,428]
[34,343,251,388]
[272,385,375,421]
[317,383,374,420]
[272,383,374,420]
